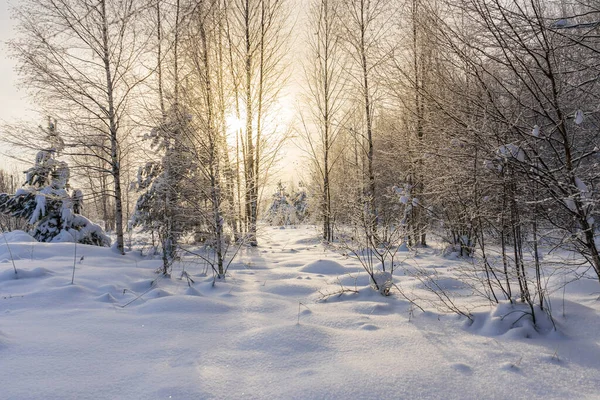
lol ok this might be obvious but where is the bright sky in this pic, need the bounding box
[0,0,35,173]
[0,0,33,122]
[0,0,302,181]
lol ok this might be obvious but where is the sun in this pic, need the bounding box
[225,113,245,136]
[222,95,295,151]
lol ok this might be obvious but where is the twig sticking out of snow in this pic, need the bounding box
[180,270,195,287]
[297,301,311,325]
[70,234,77,284]
[0,227,18,276]
[117,274,168,308]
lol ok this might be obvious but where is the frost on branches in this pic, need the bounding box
[0,120,110,246]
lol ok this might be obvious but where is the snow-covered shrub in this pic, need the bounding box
[0,120,110,246]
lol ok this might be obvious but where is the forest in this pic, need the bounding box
[1,1,600,398]
[0,0,599,325]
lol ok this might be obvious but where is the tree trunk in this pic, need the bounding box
[101,0,124,255]
[244,0,258,246]
[358,0,377,239]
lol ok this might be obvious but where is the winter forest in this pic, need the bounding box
[1,0,600,398]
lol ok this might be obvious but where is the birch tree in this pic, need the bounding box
[339,0,392,240]
[228,0,290,246]
[300,0,347,242]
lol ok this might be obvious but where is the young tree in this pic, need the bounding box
[133,104,198,274]
[265,181,294,225]
[0,120,109,246]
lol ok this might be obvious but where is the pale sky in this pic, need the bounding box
[0,0,303,181]
[0,0,36,173]
[0,0,33,123]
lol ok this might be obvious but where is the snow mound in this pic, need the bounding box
[236,324,331,355]
[300,259,348,275]
[26,284,94,306]
[467,302,554,338]
[0,230,37,243]
[261,280,317,297]
[451,363,473,374]
[135,295,233,314]
[352,300,398,316]
[336,273,371,287]
[372,271,393,295]
[360,323,379,331]
[0,267,52,281]
[184,286,203,296]
[96,293,118,303]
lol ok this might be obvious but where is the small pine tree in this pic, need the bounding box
[265,182,297,226]
[0,119,110,246]
[132,105,198,273]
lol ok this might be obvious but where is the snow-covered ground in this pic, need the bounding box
[1,226,600,399]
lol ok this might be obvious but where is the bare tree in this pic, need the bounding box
[449,0,600,286]
[10,0,152,254]
[339,0,392,241]
[187,0,228,275]
[299,0,347,242]
[228,0,290,246]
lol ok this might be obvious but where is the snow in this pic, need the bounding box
[0,230,37,243]
[29,189,48,225]
[564,197,577,212]
[575,177,589,200]
[498,143,525,162]
[299,259,350,274]
[575,109,584,125]
[1,225,600,399]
